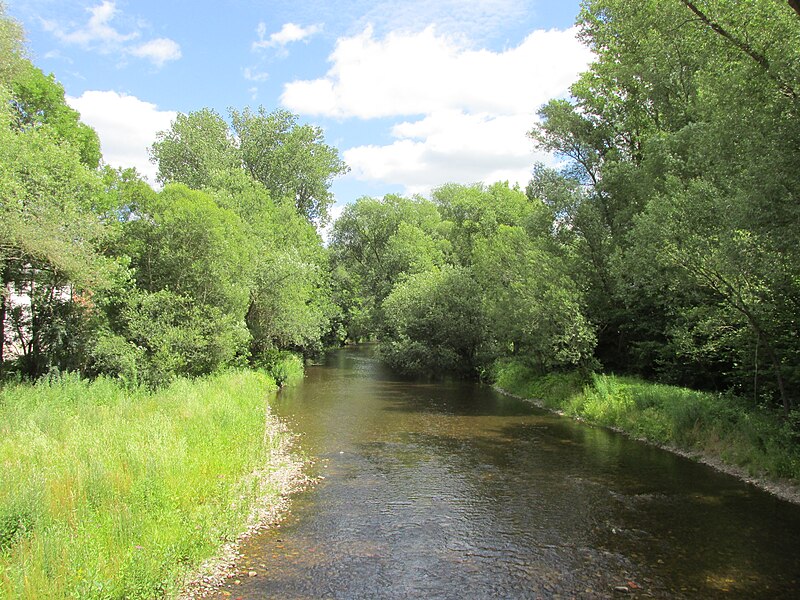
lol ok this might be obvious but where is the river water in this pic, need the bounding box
[211,346,800,598]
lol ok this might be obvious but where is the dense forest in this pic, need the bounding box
[2,0,799,412]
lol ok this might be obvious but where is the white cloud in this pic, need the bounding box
[285,25,592,195]
[282,25,590,119]
[43,1,138,48]
[252,22,323,51]
[41,1,181,68]
[344,111,557,195]
[67,91,177,183]
[129,38,182,67]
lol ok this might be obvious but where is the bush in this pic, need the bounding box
[253,349,304,387]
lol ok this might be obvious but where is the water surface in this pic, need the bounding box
[212,346,800,598]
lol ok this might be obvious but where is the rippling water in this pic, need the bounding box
[211,346,800,599]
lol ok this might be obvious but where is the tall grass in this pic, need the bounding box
[493,358,800,481]
[0,362,302,599]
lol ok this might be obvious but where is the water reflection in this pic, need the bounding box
[211,346,800,599]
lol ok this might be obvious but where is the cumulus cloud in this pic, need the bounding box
[42,1,181,68]
[283,25,590,119]
[252,22,323,51]
[67,91,176,183]
[284,25,592,194]
[344,111,556,194]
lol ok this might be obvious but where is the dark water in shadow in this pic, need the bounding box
[211,346,800,599]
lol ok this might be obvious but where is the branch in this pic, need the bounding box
[680,1,797,100]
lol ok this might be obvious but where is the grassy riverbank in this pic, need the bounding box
[0,363,304,599]
[493,359,800,484]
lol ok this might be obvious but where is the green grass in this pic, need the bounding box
[493,358,800,481]
[0,361,302,599]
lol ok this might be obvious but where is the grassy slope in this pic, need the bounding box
[493,359,800,482]
[0,361,303,599]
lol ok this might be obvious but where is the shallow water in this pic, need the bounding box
[211,346,800,598]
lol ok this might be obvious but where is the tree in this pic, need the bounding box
[382,266,487,376]
[432,182,542,265]
[329,194,446,338]
[0,1,24,86]
[150,108,237,190]
[230,107,349,223]
[529,0,800,409]
[151,106,348,224]
[121,184,252,316]
[0,96,108,376]
[473,226,596,372]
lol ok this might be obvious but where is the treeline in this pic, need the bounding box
[0,5,346,387]
[331,0,800,417]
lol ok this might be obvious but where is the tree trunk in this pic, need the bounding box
[790,1,800,18]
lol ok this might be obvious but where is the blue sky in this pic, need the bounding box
[7,0,590,216]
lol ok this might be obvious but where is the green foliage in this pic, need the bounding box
[102,290,250,387]
[231,107,349,223]
[123,184,252,315]
[10,61,101,168]
[151,106,348,224]
[252,349,304,387]
[382,266,487,376]
[150,108,237,190]
[0,370,296,598]
[0,2,25,86]
[329,194,446,338]
[529,0,800,412]
[473,225,596,371]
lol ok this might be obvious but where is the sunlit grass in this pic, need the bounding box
[493,359,800,481]
[0,362,303,599]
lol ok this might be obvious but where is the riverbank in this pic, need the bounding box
[0,364,307,599]
[492,359,800,505]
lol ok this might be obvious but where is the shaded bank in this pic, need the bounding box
[493,359,800,505]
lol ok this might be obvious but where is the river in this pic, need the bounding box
[211,345,800,598]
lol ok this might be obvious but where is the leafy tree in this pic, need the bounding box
[382,266,487,376]
[230,107,348,223]
[473,226,596,372]
[0,94,109,377]
[121,184,252,319]
[329,194,445,337]
[432,182,543,265]
[0,1,24,86]
[150,108,237,190]
[530,0,800,410]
